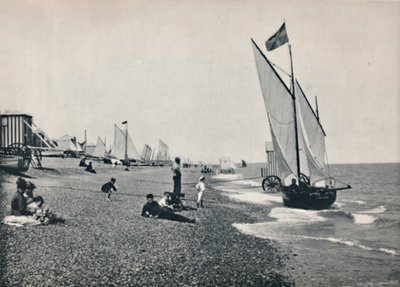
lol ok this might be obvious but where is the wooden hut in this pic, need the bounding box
[0,110,34,148]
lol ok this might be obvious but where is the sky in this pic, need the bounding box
[0,0,399,164]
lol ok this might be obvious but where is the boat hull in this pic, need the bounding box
[281,187,337,210]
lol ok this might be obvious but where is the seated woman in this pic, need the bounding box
[85,162,97,174]
[79,157,88,167]
[11,178,32,216]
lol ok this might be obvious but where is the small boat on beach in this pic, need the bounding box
[110,123,141,165]
[252,23,351,210]
[153,139,173,166]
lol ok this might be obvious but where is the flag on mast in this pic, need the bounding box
[265,23,289,51]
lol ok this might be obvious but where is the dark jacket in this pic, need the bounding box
[101,182,117,193]
[11,192,29,216]
[141,201,161,217]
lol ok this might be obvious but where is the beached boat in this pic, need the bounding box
[153,140,172,166]
[252,23,351,210]
[85,137,106,159]
[110,123,141,165]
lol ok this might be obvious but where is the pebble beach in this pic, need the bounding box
[0,158,294,286]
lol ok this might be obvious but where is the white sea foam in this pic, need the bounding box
[331,202,344,209]
[301,236,399,256]
[220,189,282,206]
[360,205,387,214]
[341,199,366,205]
[269,207,326,223]
[352,213,377,224]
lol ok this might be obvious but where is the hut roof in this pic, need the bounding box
[0,110,32,117]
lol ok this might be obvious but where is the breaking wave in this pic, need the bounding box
[301,236,399,256]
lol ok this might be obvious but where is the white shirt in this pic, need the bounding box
[196,182,206,192]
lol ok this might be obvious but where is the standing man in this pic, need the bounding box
[171,157,182,196]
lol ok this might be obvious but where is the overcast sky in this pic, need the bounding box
[1,0,399,164]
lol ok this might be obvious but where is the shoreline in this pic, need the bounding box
[0,159,294,286]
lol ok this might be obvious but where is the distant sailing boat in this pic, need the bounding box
[111,123,140,164]
[252,23,351,210]
[154,139,172,166]
[89,137,106,159]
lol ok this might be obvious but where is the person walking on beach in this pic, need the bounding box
[141,194,195,223]
[171,157,182,196]
[195,176,206,208]
[101,178,117,201]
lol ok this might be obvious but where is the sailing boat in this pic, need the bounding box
[86,137,106,159]
[252,23,351,210]
[154,139,172,166]
[110,123,141,164]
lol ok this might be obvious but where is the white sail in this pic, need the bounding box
[111,124,140,161]
[92,137,106,158]
[252,41,298,180]
[295,81,329,183]
[156,140,170,161]
[141,144,152,161]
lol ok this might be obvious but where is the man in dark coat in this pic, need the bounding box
[171,157,182,195]
[141,194,195,223]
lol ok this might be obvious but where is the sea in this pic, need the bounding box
[212,163,400,287]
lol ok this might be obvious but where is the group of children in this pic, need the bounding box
[9,171,207,226]
[102,175,207,224]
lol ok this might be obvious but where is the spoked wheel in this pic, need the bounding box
[262,175,282,193]
[6,143,32,159]
[299,173,310,185]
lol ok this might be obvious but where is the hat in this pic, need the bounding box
[16,178,27,190]
[199,176,205,181]
[146,193,154,199]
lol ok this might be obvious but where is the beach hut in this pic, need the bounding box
[0,110,34,171]
[219,157,235,174]
[0,110,34,148]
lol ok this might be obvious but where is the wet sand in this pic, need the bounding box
[0,158,293,286]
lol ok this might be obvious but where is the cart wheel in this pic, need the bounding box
[7,143,32,158]
[299,173,310,185]
[262,176,282,193]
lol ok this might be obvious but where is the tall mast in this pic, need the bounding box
[288,43,301,179]
[315,96,320,121]
[125,123,128,162]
